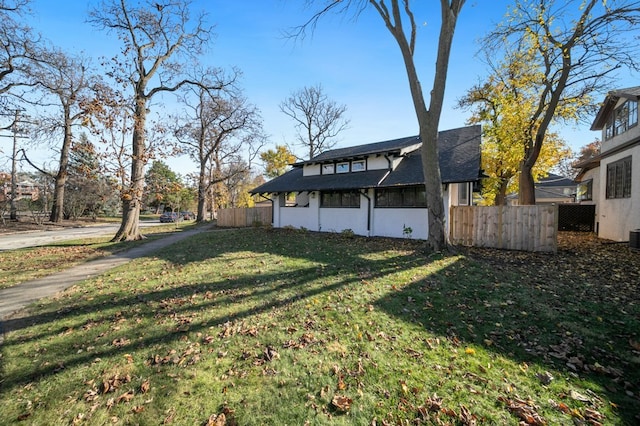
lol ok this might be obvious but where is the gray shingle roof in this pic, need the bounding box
[303,135,421,164]
[536,173,575,187]
[250,125,481,194]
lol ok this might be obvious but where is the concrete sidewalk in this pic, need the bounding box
[0,227,206,321]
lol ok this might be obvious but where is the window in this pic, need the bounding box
[375,186,427,208]
[351,160,366,172]
[458,183,469,205]
[578,180,593,201]
[605,100,638,139]
[336,162,350,173]
[605,120,614,140]
[322,164,335,174]
[606,156,632,199]
[629,100,638,127]
[320,190,361,208]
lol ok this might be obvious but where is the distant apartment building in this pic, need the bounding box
[0,172,40,203]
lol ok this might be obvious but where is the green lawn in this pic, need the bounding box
[0,228,638,425]
[0,222,199,290]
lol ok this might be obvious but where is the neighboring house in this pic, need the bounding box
[575,86,640,241]
[507,173,577,205]
[250,125,482,240]
[0,172,40,203]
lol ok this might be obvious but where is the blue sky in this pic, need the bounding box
[19,0,636,175]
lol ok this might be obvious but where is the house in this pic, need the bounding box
[0,172,40,203]
[250,125,482,240]
[507,173,577,205]
[575,86,640,241]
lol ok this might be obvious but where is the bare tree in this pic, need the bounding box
[485,0,640,205]
[25,49,97,222]
[280,84,349,160]
[0,0,36,101]
[174,80,264,222]
[293,0,465,251]
[89,0,231,241]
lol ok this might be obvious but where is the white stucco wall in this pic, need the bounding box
[597,145,640,241]
[319,202,369,236]
[303,164,321,176]
[371,208,428,239]
[275,194,320,230]
[367,156,390,170]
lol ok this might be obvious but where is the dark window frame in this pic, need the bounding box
[605,100,638,140]
[320,190,361,208]
[375,185,428,208]
[579,180,593,201]
[605,156,632,199]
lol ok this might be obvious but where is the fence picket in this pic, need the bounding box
[217,207,272,228]
[450,205,558,252]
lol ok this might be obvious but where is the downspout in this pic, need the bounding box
[259,193,274,226]
[360,190,371,236]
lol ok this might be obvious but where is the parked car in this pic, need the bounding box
[159,212,183,223]
[180,211,195,220]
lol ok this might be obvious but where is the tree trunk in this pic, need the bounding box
[420,127,446,251]
[519,131,543,205]
[494,178,509,206]
[49,113,73,222]
[389,1,461,252]
[518,162,536,205]
[49,176,66,222]
[112,98,147,241]
[196,161,207,222]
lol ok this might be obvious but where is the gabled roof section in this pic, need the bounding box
[535,173,575,188]
[591,86,640,130]
[250,125,482,194]
[383,125,482,185]
[298,135,421,165]
[248,167,390,193]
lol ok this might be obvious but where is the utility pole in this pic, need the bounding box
[0,109,28,221]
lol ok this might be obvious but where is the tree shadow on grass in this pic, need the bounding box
[373,241,640,424]
[0,228,427,396]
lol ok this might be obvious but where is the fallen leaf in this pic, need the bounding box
[205,413,226,426]
[570,390,591,403]
[116,390,135,404]
[331,395,352,412]
[536,371,554,385]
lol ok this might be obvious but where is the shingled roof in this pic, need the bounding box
[302,135,421,164]
[250,125,481,194]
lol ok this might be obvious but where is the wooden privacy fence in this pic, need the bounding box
[450,205,558,252]
[217,206,272,228]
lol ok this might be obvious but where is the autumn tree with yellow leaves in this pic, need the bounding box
[486,0,640,205]
[458,47,571,205]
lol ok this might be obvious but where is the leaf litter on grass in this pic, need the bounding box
[0,229,638,424]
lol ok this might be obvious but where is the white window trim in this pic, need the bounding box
[351,160,366,172]
[336,162,350,173]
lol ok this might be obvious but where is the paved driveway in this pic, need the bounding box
[0,226,207,323]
